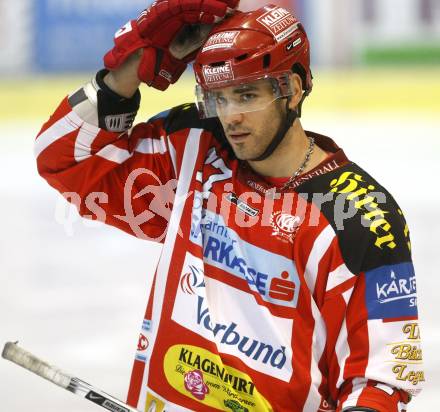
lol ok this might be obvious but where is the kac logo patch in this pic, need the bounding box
[270,211,301,243]
[365,262,417,320]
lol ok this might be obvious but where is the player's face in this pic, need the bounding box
[215,80,285,160]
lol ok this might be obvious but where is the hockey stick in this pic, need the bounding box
[2,341,139,412]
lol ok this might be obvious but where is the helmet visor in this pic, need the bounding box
[195,72,293,119]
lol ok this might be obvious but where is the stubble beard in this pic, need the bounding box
[225,125,276,160]
[231,141,254,160]
[222,102,286,161]
[228,135,266,160]
[233,116,284,161]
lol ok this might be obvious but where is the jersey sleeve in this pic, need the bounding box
[300,164,425,411]
[35,90,191,241]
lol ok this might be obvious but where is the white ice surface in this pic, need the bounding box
[0,115,438,411]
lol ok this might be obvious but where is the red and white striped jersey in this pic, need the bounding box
[36,99,424,412]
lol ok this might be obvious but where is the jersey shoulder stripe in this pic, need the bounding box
[163,103,226,139]
[147,108,171,122]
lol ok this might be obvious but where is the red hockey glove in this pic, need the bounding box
[104,0,240,91]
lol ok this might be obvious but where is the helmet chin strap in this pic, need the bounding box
[249,97,296,162]
[249,91,308,162]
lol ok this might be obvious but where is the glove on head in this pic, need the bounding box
[104,0,240,91]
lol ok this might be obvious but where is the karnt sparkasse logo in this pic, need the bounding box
[365,262,417,320]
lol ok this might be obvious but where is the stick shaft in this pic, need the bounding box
[2,342,139,412]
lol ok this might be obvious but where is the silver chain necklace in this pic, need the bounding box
[280,135,315,191]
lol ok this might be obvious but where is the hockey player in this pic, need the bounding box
[35,1,424,411]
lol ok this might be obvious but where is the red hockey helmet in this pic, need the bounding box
[194,4,312,119]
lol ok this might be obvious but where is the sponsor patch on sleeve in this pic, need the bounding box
[365,262,418,320]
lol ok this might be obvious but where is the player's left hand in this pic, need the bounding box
[104,0,240,91]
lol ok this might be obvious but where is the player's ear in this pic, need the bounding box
[287,73,303,111]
